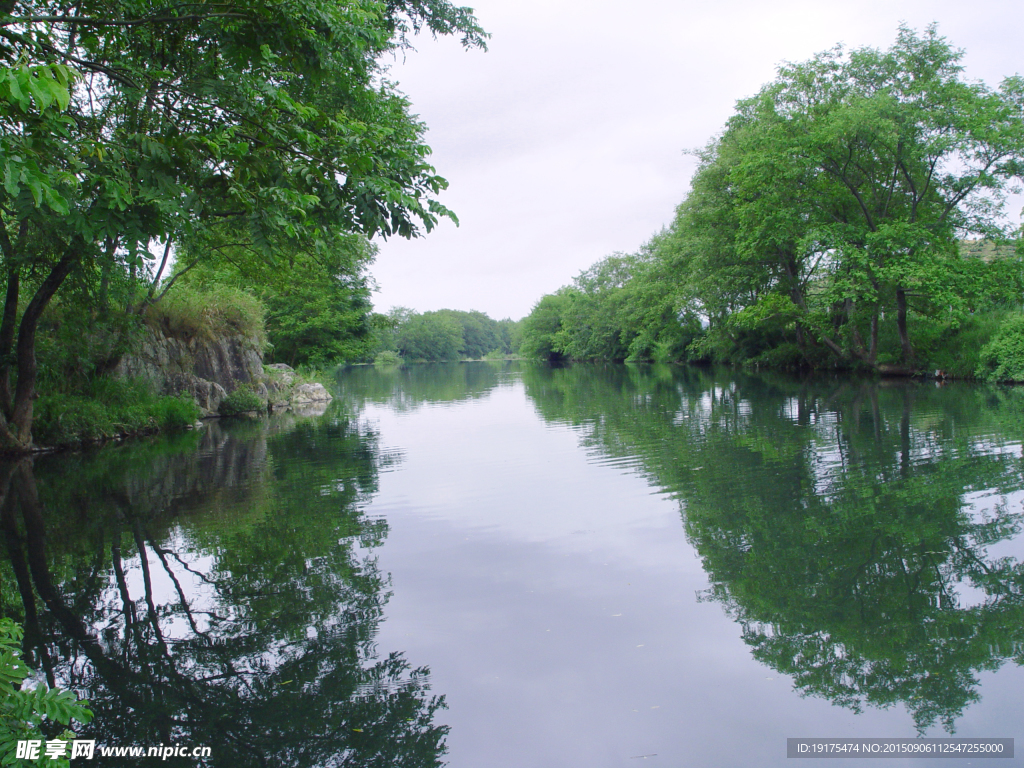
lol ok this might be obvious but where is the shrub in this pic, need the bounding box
[33,379,201,446]
[373,350,403,366]
[145,283,266,349]
[902,310,1006,378]
[0,619,92,768]
[977,314,1024,382]
[218,385,265,416]
[154,393,203,429]
[36,300,139,396]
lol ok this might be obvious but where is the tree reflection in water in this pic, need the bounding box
[522,364,1024,732]
[0,410,447,767]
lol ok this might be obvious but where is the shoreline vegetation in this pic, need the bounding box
[517,27,1024,383]
[0,0,490,454]
[10,24,1024,455]
[23,284,525,453]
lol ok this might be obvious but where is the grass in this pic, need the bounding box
[373,350,404,366]
[218,385,266,416]
[144,283,266,349]
[34,377,200,447]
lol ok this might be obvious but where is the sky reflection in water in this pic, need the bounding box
[4,362,1024,766]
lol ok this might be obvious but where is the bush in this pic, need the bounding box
[977,313,1024,382]
[153,393,203,429]
[218,385,265,416]
[745,342,809,370]
[900,309,1006,378]
[0,619,92,768]
[36,300,139,396]
[145,283,266,349]
[374,350,403,366]
[33,378,201,447]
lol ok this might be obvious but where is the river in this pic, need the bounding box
[4,362,1024,766]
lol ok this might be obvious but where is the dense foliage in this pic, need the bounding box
[0,618,92,767]
[977,314,1024,382]
[175,233,378,367]
[372,307,519,362]
[519,247,702,363]
[519,26,1024,374]
[0,0,487,449]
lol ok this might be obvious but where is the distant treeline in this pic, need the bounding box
[519,26,1024,380]
[369,308,521,363]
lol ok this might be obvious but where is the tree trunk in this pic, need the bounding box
[869,312,878,362]
[842,299,878,366]
[0,265,20,417]
[896,287,913,363]
[0,220,27,420]
[5,242,84,450]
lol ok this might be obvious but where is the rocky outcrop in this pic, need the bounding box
[117,329,267,416]
[263,364,332,411]
[290,382,333,405]
[117,331,332,417]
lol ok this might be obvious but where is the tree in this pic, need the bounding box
[517,245,701,363]
[678,25,1024,369]
[0,0,487,450]
[395,311,463,361]
[182,234,379,367]
[518,291,572,361]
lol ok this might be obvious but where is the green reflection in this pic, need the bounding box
[522,364,1024,732]
[0,408,446,767]
[335,361,511,412]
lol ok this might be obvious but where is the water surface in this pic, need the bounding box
[4,363,1024,766]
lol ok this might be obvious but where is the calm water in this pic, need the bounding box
[4,362,1024,766]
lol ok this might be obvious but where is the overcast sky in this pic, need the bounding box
[370,0,1024,321]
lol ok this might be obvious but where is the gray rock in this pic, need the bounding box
[290,383,332,405]
[116,328,267,416]
[116,327,333,420]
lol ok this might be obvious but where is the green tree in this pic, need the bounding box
[517,246,700,363]
[0,0,487,450]
[182,234,379,367]
[432,309,501,358]
[395,311,463,361]
[518,292,572,361]
[555,254,635,361]
[683,25,1024,369]
[495,317,521,355]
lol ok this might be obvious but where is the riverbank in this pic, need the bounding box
[25,363,334,454]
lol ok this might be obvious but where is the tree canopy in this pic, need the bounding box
[692,24,1024,368]
[519,26,1024,374]
[0,0,487,449]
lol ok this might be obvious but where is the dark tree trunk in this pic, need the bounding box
[0,220,27,420]
[896,287,913,363]
[5,242,84,449]
[869,313,878,362]
[0,265,20,417]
